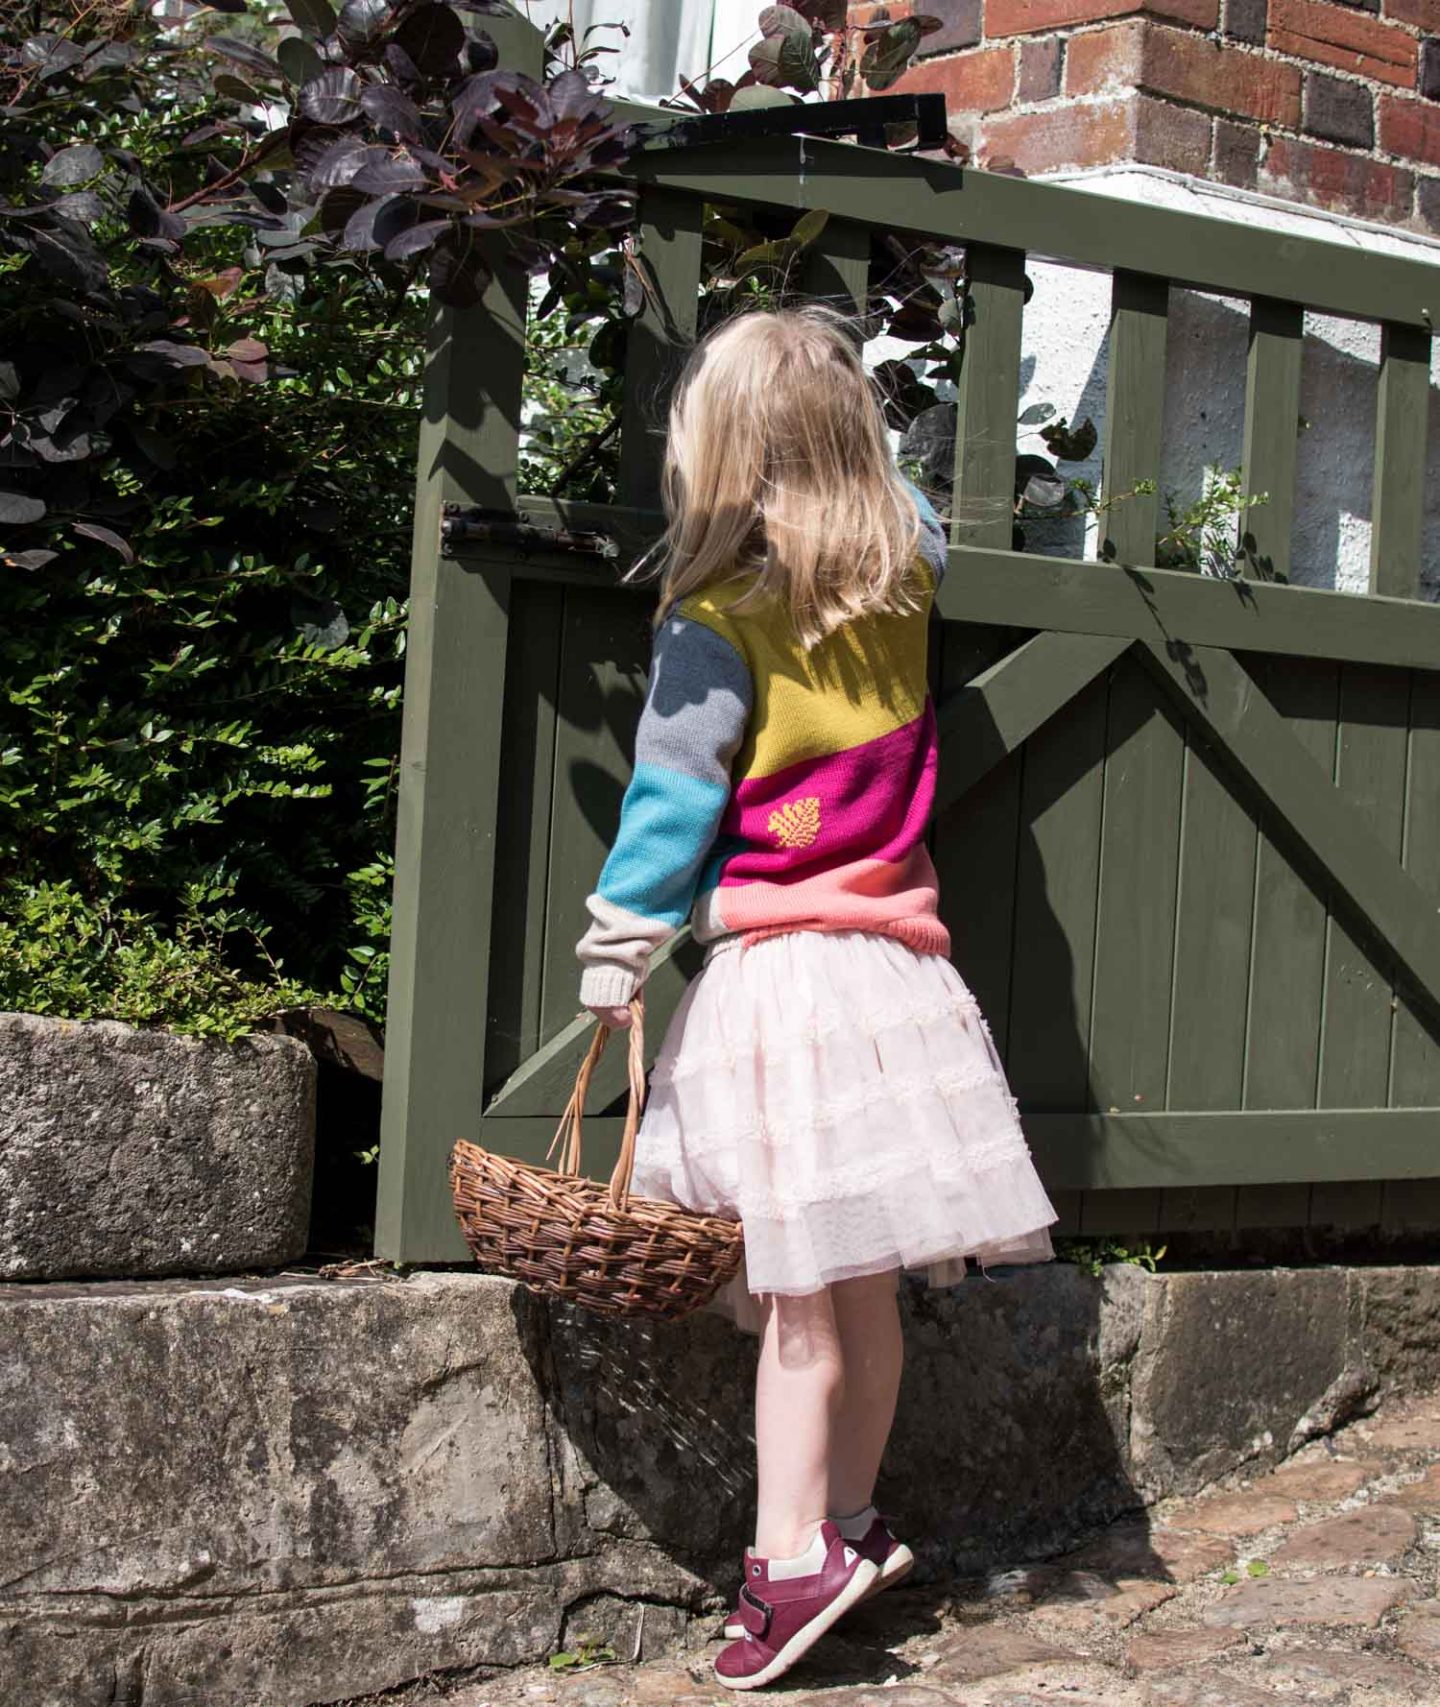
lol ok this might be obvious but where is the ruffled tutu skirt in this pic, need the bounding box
[632,928,1059,1335]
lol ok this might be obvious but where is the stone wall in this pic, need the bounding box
[0,1013,315,1281]
[4,1262,1438,1707]
[864,0,1440,233]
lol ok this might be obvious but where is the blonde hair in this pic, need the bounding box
[642,306,925,646]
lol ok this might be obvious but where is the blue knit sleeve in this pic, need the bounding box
[576,614,751,1007]
[905,477,948,584]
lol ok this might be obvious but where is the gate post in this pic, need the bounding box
[375,12,543,1262]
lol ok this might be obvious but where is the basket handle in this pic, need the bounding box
[547,991,646,1209]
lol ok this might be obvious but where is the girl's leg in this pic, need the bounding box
[753,1289,845,1558]
[827,1269,904,1518]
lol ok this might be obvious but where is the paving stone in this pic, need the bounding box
[1398,1616,1440,1662]
[927,1624,1081,1684]
[791,1690,960,1707]
[1271,1503,1417,1566]
[1168,1492,1299,1537]
[1358,1408,1440,1450]
[1247,1648,1435,1699]
[1250,1457,1377,1503]
[1032,1575,1179,1631]
[552,1678,627,1707]
[1142,1677,1283,1707]
[1383,1462,1440,1513]
[1060,1524,1233,1584]
[626,1667,722,1704]
[1202,1574,1411,1628]
[1124,1628,1248,1673]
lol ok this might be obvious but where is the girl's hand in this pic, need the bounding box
[588,1003,632,1031]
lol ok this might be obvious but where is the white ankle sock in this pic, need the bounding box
[831,1504,878,1541]
[764,1526,828,1580]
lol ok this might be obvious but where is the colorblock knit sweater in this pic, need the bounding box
[576,489,950,1008]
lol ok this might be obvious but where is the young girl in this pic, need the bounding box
[576,306,1059,1692]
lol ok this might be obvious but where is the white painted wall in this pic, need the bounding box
[515,0,758,100]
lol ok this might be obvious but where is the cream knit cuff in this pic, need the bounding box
[579,963,640,1009]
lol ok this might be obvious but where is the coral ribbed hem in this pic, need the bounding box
[738,915,951,958]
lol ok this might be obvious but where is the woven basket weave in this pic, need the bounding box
[449,994,744,1320]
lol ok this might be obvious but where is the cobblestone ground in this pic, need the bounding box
[357,1386,1440,1707]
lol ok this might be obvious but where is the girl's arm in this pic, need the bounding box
[576,613,751,1009]
[906,478,948,582]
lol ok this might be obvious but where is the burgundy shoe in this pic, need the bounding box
[713,1520,879,1691]
[723,1511,912,1639]
[855,1512,914,1598]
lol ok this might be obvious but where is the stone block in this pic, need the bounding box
[0,1012,314,1280]
[1127,1269,1352,1497]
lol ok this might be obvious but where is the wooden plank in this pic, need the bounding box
[1090,654,1184,1122]
[952,242,1026,550]
[1080,1191,1162,1234]
[509,497,1440,674]
[376,259,531,1262]
[539,587,654,1043]
[621,135,1440,329]
[1236,655,1334,1228]
[484,581,562,1090]
[617,186,702,512]
[1370,322,1431,601]
[1139,641,1440,1042]
[1004,668,1109,1111]
[937,746,1024,1060]
[1168,730,1257,1113]
[798,214,870,317]
[1239,298,1303,583]
[1317,664,1411,1134]
[1017,1109,1440,1190]
[1100,272,1168,567]
[935,629,1132,813]
[1391,670,1440,1111]
[930,546,1440,673]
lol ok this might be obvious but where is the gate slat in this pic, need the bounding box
[1237,656,1334,1228]
[1004,671,1109,1113]
[1370,321,1430,601]
[1101,271,1169,568]
[952,242,1025,550]
[1312,661,1411,1228]
[1383,667,1440,1228]
[1239,298,1303,583]
[1162,729,1255,1234]
[485,582,563,1089]
[1084,659,1186,1238]
[617,186,703,512]
[1089,655,1184,1135]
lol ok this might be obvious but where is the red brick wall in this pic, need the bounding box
[856,0,1440,232]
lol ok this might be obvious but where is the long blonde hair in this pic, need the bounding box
[642,306,925,646]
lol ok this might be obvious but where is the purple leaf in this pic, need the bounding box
[209,34,282,79]
[393,4,465,76]
[350,150,427,194]
[299,67,365,124]
[72,521,135,563]
[360,83,420,138]
[337,0,390,43]
[0,491,45,525]
[41,143,103,187]
[383,216,450,259]
[309,136,371,187]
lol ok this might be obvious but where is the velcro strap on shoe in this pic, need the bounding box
[737,1584,772,1638]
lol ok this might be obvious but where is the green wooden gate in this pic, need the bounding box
[376,96,1440,1263]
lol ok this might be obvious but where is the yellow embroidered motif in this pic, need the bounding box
[768,797,821,850]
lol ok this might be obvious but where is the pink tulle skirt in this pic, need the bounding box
[631,929,1059,1335]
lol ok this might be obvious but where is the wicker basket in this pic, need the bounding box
[448,994,744,1320]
